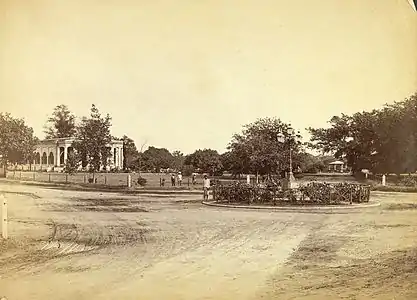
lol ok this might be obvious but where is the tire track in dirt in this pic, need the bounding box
[37,194,153,259]
[90,213,314,300]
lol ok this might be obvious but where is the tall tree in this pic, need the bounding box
[64,151,80,174]
[227,117,303,176]
[73,104,112,176]
[298,153,327,173]
[141,146,173,172]
[172,150,185,171]
[308,111,379,174]
[184,149,223,175]
[308,92,417,175]
[121,135,139,170]
[44,104,76,138]
[0,113,38,175]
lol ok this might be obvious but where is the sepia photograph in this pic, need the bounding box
[1,0,417,299]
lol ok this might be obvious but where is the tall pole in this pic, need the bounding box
[287,139,296,187]
[1,194,7,239]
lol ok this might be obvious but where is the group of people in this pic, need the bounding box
[171,172,183,186]
[159,173,211,200]
[160,172,200,187]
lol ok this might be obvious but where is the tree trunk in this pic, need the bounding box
[2,158,7,178]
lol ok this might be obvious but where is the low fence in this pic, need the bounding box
[3,170,204,189]
[212,182,371,205]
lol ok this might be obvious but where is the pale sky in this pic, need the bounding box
[1,0,416,154]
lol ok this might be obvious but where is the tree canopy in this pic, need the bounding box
[141,146,174,172]
[184,149,223,175]
[122,135,139,170]
[227,117,303,176]
[44,104,76,138]
[172,150,185,171]
[308,92,417,174]
[73,104,112,172]
[0,113,38,166]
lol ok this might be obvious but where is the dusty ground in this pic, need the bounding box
[0,182,416,300]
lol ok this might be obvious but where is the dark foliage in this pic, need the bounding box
[213,181,370,205]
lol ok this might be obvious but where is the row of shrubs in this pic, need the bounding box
[212,182,371,205]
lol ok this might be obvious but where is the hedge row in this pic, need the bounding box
[212,182,371,206]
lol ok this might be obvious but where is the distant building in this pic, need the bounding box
[33,137,124,172]
[328,160,347,173]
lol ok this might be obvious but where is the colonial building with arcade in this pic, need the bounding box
[33,137,124,172]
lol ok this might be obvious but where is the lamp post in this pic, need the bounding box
[277,128,298,190]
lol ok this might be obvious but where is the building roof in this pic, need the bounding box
[328,160,344,165]
[36,137,123,147]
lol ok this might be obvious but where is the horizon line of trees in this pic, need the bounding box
[2,91,416,176]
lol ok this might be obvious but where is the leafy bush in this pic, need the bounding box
[137,176,147,186]
[213,181,370,205]
[181,164,194,177]
[64,152,80,174]
[88,177,97,184]
[399,176,417,187]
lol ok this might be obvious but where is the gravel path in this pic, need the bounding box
[1,182,416,300]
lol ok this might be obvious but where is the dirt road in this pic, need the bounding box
[0,182,416,299]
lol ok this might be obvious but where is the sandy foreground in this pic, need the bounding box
[0,182,416,300]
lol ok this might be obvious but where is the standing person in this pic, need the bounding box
[171,174,176,187]
[203,174,210,200]
[177,172,182,186]
[192,173,197,185]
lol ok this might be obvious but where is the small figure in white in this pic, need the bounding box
[177,172,182,186]
[203,174,210,200]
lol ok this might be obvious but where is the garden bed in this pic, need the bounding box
[212,182,371,206]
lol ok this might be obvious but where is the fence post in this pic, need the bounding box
[33,172,35,181]
[19,171,22,180]
[48,174,51,182]
[13,170,15,179]
[349,189,353,204]
[1,194,7,240]
[65,174,68,183]
[127,174,132,188]
[104,176,107,185]
[382,175,386,186]
[83,175,86,183]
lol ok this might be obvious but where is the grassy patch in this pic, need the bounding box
[372,185,417,193]
[385,203,417,210]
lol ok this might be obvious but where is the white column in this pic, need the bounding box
[64,146,68,165]
[40,148,43,170]
[56,146,60,167]
[111,147,114,166]
[113,148,117,167]
[115,148,119,168]
[119,147,123,169]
